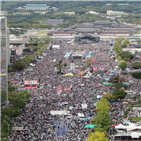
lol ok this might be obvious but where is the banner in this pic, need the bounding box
[24,80,37,85]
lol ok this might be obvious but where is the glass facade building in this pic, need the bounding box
[0,17,8,106]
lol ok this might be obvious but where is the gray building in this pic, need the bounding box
[44,19,65,27]
[0,17,9,106]
[26,4,48,11]
[0,11,9,15]
[9,35,30,63]
[53,20,138,38]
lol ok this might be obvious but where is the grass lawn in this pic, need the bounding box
[131,117,141,121]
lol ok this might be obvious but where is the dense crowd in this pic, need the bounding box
[7,39,140,141]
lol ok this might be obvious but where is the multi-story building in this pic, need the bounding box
[0,17,9,106]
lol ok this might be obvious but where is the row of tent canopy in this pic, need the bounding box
[115,123,141,131]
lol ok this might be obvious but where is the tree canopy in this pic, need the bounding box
[13,61,26,71]
[91,98,112,131]
[86,131,108,141]
[131,62,141,69]
[121,39,130,48]
[109,75,128,84]
[132,72,141,79]
[119,52,134,60]
[112,89,127,99]
[119,60,127,71]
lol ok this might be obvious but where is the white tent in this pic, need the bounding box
[77,113,85,118]
[69,106,73,110]
[50,110,69,115]
[126,123,138,131]
[115,124,127,129]
[131,132,140,138]
[52,45,60,49]
[62,102,68,105]
[137,126,141,129]
[82,104,87,109]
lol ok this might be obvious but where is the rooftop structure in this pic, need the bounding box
[44,19,65,27]
[49,7,59,12]
[53,20,137,37]
[64,12,75,15]
[88,11,99,14]
[16,7,25,10]
[114,123,141,140]
[0,11,9,15]
[116,3,129,6]
[107,10,128,16]
[26,4,48,10]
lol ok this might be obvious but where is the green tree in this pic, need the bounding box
[131,62,141,69]
[0,127,6,138]
[2,105,21,119]
[109,75,128,84]
[120,52,134,60]
[1,89,7,104]
[1,120,9,138]
[91,112,111,131]
[117,56,122,61]
[119,60,127,71]
[8,66,13,72]
[113,89,127,99]
[122,39,130,48]
[103,92,116,101]
[13,61,26,71]
[43,37,52,44]
[2,115,14,126]
[14,98,26,109]
[91,98,112,131]
[86,131,108,141]
[132,72,141,79]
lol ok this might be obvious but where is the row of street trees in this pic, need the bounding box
[87,74,130,140]
[1,82,31,140]
[113,37,138,71]
[114,37,134,62]
[87,98,111,141]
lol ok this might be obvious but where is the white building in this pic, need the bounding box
[107,10,128,16]
[64,12,75,15]
[88,11,99,15]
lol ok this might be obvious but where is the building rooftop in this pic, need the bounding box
[10,36,30,44]
[26,4,47,8]
[100,31,134,34]
[0,11,9,15]
[95,20,111,23]
[44,19,64,25]
[75,23,94,28]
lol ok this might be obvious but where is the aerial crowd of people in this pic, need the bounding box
[7,39,141,141]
